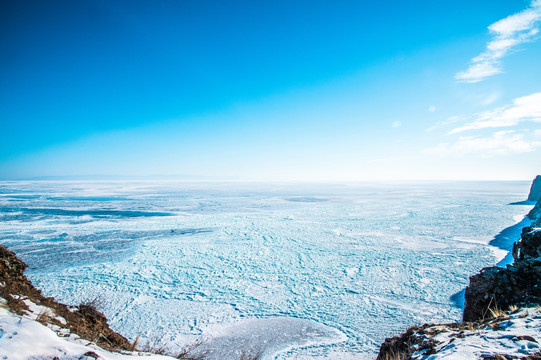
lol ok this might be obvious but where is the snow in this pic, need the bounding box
[412,308,541,359]
[3,300,541,360]
[22,298,66,324]
[0,180,535,358]
[0,301,175,360]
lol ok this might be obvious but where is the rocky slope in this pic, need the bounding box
[0,244,132,351]
[377,176,541,359]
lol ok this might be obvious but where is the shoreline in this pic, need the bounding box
[377,176,541,359]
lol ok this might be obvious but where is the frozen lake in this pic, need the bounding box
[0,181,534,359]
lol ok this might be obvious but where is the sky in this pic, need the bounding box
[1,0,541,181]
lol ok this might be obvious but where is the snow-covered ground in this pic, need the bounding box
[0,298,174,360]
[0,181,534,358]
[410,307,541,359]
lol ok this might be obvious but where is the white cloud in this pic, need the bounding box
[450,92,541,133]
[480,92,502,106]
[392,121,402,128]
[456,1,541,83]
[457,62,502,82]
[425,130,541,156]
[428,105,437,112]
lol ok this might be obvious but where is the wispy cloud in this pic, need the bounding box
[425,130,541,156]
[480,91,502,106]
[426,114,469,132]
[449,92,541,133]
[456,0,541,83]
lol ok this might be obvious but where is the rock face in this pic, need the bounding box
[528,175,541,201]
[0,244,131,351]
[463,220,541,322]
[462,259,541,322]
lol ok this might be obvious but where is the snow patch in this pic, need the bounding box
[0,305,175,360]
[412,308,541,359]
[23,298,67,325]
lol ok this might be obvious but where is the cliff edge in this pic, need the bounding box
[528,175,541,202]
[462,215,541,322]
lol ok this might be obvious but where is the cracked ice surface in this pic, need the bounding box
[0,181,534,359]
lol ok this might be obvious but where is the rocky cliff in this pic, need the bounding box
[462,218,541,322]
[527,175,541,219]
[528,175,541,201]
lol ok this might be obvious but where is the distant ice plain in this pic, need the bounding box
[0,181,533,359]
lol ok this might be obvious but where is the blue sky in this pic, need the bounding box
[1,0,541,181]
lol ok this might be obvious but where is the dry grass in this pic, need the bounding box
[379,350,407,360]
[129,335,140,352]
[482,297,509,320]
[488,306,509,319]
[139,335,171,356]
[142,343,168,355]
[487,355,509,360]
[0,298,9,309]
[81,295,105,312]
[36,309,53,324]
[176,339,208,359]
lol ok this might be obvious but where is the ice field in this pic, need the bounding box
[0,181,535,359]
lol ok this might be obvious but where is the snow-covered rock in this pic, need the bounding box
[0,302,175,360]
[378,307,541,359]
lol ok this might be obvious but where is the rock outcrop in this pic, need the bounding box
[528,175,541,201]
[377,307,541,360]
[0,244,131,351]
[463,218,541,322]
[378,176,541,359]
